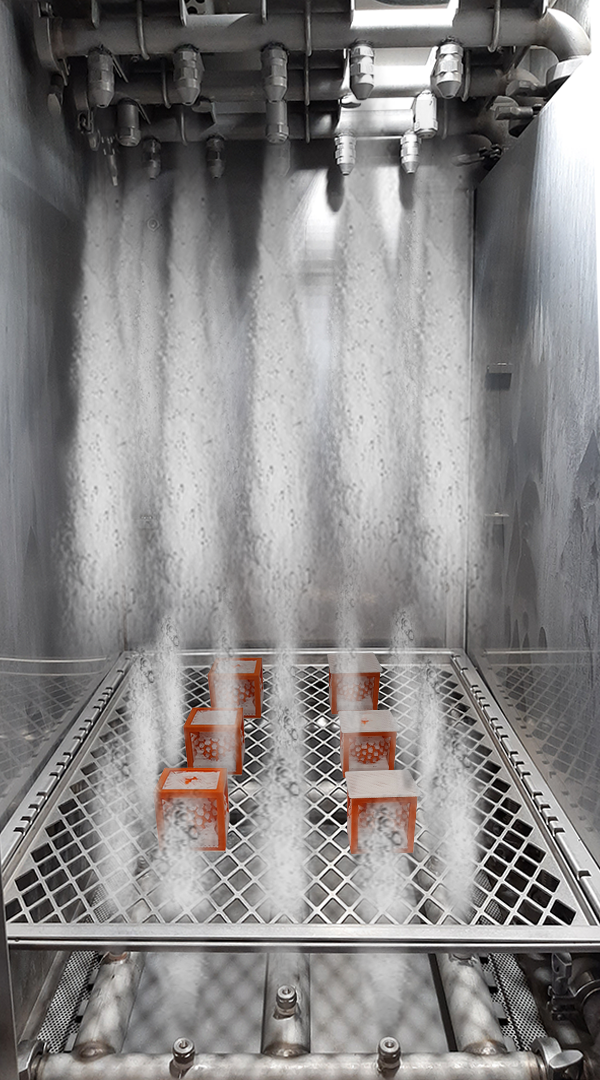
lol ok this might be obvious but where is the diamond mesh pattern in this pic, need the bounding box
[4,658,585,930]
[482,654,600,840]
[0,660,108,829]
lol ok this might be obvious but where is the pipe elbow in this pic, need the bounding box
[539,8,591,61]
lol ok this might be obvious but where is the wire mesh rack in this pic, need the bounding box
[481,651,600,860]
[3,650,594,950]
[0,657,112,835]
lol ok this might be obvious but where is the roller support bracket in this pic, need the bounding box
[532,1038,583,1080]
[17,1040,46,1080]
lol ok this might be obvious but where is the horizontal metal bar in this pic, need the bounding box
[107,65,499,107]
[36,1051,545,1080]
[8,922,600,953]
[142,648,458,662]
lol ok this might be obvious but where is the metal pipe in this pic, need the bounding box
[73,951,145,1061]
[368,65,431,98]
[334,105,413,138]
[142,105,413,142]
[109,70,343,104]
[80,66,537,113]
[43,8,591,64]
[261,953,310,1057]
[537,8,591,62]
[0,867,19,1080]
[436,953,507,1055]
[36,1050,546,1080]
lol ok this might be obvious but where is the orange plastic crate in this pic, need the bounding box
[328,652,381,713]
[346,770,417,854]
[339,710,396,773]
[184,707,244,776]
[156,767,229,851]
[208,657,263,718]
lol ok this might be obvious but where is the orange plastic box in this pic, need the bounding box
[346,770,417,854]
[184,707,244,776]
[339,710,396,773]
[156,768,229,851]
[328,652,381,713]
[208,657,263,718]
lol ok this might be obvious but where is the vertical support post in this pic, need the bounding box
[0,865,19,1080]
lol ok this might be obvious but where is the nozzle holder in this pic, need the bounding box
[87,47,114,108]
[349,43,375,101]
[400,131,419,175]
[116,100,141,147]
[206,135,226,178]
[142,137,162,180]
[173,45,203,106]
[171,1038,196,1078]
[334,132,357,176]
[265,99,289,144]
[275,984,298,1017]
[378,1037,401,1073]
[262,43,288,102]
[432,41,464,101]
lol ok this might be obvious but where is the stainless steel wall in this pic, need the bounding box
[467,56,600,862]
[0,10,474,660]
[0,0,85,657]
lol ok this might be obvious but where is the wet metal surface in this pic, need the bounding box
[468,59,600,867]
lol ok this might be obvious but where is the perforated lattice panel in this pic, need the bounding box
[0,660,108,829]
[483,653,600,834]
[4,657,587,930]
[37,951,100,1053]
[483,953,548,1052]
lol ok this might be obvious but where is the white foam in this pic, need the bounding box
[162,770,221,791]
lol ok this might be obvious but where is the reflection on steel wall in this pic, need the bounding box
[468,58,600,862]
[0,1,84,658]
[0,0,473,660]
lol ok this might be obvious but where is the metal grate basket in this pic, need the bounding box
[3,652,589,941]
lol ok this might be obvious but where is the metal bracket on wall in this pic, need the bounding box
[485,364,513,390]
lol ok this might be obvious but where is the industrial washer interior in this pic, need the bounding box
[0,0,599,1077]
